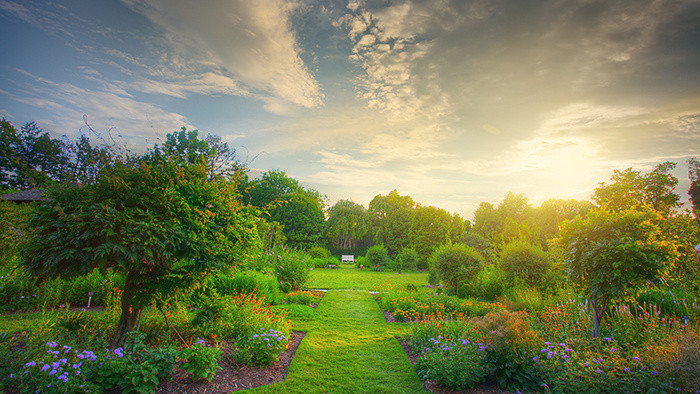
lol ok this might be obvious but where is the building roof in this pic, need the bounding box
[1,189,47,202]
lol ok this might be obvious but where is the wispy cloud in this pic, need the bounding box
[120,0,324,113]
[3,70,190,145]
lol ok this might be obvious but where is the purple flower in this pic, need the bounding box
[49,370,57,376]
[24,361,36,368]
[632,356,640,362]
[533,356,539,362]
[611,348,617,353]
[113,347,124,358]
[196,338,206,346]
[547,351,553,359]
[46,341,58,348]
[42,364,50,372]
[584,362,590,367]
[603,337,612,342]
[624,368,631,373]
[541,383,549,389]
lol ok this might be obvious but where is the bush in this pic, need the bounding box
[212,270,281,305]
[499,241,551,288]
[250,246,311,291]
[394,248,418,272]
[457,264,507,300]
[307,246,331,259]
[502,285,544,314]
[429,244,484,294]
[416,337,491,389]
[366,245,390,271]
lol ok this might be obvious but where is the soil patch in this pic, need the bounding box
[157,331,306,393]
[397,337,506,394]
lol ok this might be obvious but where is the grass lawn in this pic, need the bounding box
[254,290,424,393]
[0,310,47,333]
[307,266,428,291]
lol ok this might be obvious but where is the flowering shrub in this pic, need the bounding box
[415,336,491,389]
[377,291,504,321]
[234,328,289,367]
[180,338,221,382]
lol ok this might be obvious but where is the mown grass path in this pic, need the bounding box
[253,290,425,393]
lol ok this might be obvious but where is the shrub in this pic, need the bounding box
[502,285,544,314]
[180,338,222,382]
[234,328,289,367]
[457,264,507,300]
[394,248,418,272]
[366,245,390,271]
[415,337,491,389]
[191,292,291,344]
[429,244,484,294]
[499,241,551,288]
[212,270,281,305]
[307,246,331,259]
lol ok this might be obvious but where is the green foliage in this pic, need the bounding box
[457,264,507,300]
[499,241,551,288]
[556,207,675,336]
[415,337,491,389]
[191,291,291,344]
[211,270,281,305]
[0,200,34,267]
[234,328,289,367]
[243,170,326,248]
[393,247,418,272]
[368,190,415,255]
[409,205,466,263]
[307,245,331,259]
[325,200,370,250]
[428,244,484,294]
[593,161,681,216]
[180,339,222,382]
[365,244,390,271]
[22,139,261,346]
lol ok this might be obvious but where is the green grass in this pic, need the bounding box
[253,290,424,393]
[0,310,47,333]
[307,266,428,291]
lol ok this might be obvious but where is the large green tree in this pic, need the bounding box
[556,207,674,337]
[325,199,370,250]
[0,119,72,189]
[243,170,325,248]
[409,204,466,263]
[23,134,260,348]
[368,190,415,255]
[593,161,680,216]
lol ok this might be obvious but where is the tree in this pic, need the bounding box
[555,208,674,337]
[368,190,415,255]
[499,241,551,288]
[0,119,72,189]
[689,157,700,226]
[428,244,484,294]
[325,200,370,250]
[533,198,595,242]
[243,170,326,248]
[409,205,466,263]
[593,162,681,216]
[23,135,261,348]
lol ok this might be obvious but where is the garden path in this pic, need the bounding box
[251,290,425,393]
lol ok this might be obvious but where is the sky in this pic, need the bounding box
[1,0,699,220]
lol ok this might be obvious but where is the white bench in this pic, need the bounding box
[341,255,355,263]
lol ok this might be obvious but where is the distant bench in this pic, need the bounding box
[341,255,354,263]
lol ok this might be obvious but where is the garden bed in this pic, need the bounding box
[157,331,306,393]
[397,337,505,394]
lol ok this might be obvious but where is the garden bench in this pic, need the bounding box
[341,255,354,263]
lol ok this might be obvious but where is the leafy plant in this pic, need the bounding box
[428,244,484,294]
[180,338,221,382]
[366,245,390,271]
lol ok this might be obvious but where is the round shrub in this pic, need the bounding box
[499,241,551,288]
[307,246,331,259]
[394,248,418,272]
[429,244,484,294]
[366,245,390,271]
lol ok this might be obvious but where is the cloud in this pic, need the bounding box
[3,70,190,145]
[120,0,324,112]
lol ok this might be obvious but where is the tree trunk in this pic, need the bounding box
[110,271,142,349]
[590,296,606,337]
